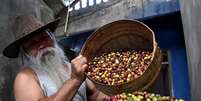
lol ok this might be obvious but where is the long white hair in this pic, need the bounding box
[20,40,71,88]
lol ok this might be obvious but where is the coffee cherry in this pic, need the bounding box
[112,92,184,101]
[86,50,152,85]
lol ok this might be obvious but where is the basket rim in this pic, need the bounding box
[140,47,162,91]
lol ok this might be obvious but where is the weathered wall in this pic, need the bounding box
[180,0,201,100]
[56,0,179,36]
[0,0,54,101]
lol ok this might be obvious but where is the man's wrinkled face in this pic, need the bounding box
[22,30,54,57]
[21,30,70,87]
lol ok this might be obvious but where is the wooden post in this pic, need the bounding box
[80,1,82,8]
[87,0,89,6]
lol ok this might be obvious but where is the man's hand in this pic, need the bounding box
[71,55,88,83]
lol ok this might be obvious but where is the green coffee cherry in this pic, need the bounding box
[112,91,184,101]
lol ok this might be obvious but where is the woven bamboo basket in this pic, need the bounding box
[80,20,162,95]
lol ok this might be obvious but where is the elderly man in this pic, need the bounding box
[3,15,110,101]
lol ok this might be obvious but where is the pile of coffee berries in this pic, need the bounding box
[86,50,152,85]
[111,92,184,101]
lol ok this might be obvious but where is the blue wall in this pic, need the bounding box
[169,48,190,100]
[140,11,190,101]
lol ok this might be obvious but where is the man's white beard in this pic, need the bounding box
[22,43,71,88]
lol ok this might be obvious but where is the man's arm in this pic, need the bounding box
[86,79,111,101]
[14,55,87,101]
